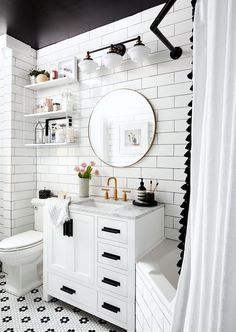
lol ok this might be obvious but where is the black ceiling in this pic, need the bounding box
[0,0,167,50]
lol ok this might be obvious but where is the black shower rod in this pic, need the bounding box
[150,0,182,59]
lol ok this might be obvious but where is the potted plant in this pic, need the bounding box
[36,70,50,83]
[29,68,39,84]
[74,161,99,197]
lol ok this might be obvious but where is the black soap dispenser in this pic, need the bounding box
[137,178,146,202]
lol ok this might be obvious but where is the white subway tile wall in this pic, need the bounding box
[0,41,37,239]
[36,0,192,240]
[1,0,192,240]
[136,267,173,332]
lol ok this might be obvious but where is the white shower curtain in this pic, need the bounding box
[172,0,236,331]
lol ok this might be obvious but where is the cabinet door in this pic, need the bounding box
[47,222,72,275]
[70,213,95,285]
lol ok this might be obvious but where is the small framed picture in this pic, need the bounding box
[119,122,149,155]
[58,57,77,80]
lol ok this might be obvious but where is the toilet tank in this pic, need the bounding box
[31,198,46,232]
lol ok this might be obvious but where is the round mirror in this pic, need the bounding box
[89,89,156,167]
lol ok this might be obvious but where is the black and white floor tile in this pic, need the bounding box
[0,273,125,332]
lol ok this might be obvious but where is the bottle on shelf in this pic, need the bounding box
[137,178,146,202]
[35,121,44,144]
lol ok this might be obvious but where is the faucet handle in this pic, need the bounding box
[102,188,110,199]
[122,190,131,202]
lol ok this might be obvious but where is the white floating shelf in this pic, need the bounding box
[24,77,76,91]
[25,142,76,147]
[24,110,68,119]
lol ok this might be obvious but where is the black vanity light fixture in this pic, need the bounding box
[150,0,182,59]
[79,0,183,74]
[78,36,151,74]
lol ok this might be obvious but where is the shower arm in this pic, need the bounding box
[150,0,182,59]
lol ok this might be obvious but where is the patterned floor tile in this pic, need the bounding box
[0,273,125,332]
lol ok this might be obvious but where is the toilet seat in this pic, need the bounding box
[0,230,43,252]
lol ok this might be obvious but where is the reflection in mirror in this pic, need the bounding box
[89,89,156,167]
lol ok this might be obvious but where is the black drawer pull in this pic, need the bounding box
[68,219,73,237]
[102,252,120,261]
[102,277,120,287]
[63,219,73,237]
[60,285,76,295]
[102,302,120,313]
[102,227,120,234]
[63,222,68,236]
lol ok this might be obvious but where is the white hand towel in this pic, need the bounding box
[45,197,71,226]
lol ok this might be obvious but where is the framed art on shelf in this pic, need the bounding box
[45,117,72,143]
[58,57,77,80]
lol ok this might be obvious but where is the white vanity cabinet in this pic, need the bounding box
[45,213,95,284]
[43,200,164,331]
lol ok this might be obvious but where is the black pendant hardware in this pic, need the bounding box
[102,277,120,287]
[102,302,120,313]
[102,252,121,261]
[63,219,73,237]
[102,227,121,234]
[150,0,182,59]
[60,285,76,295]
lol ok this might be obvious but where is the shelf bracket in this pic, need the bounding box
[150,0,182,59]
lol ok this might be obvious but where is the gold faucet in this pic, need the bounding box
[107,177,118,200]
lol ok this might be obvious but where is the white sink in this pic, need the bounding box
[78,199,124,211]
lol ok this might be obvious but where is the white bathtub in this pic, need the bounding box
[136,239,180,332]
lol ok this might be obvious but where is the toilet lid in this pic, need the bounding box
[0,230,43,251]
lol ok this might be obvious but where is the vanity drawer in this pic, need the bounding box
[97,267,128,297]
[48,273,96,309]
[98,292,127,323]
[98,217,127,244]
[98,242,128,270]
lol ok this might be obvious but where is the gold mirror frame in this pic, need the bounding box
[88,89,156,168]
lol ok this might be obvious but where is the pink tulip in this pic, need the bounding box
[81,162,87,168]
[94,169,99,176]
[90,161,95,166]
[74,166,80,172]
[80,168,85,174]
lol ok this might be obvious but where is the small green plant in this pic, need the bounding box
[29,68,39,76]
[28,69,50,77]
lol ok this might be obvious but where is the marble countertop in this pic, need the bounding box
[69,196,164,220]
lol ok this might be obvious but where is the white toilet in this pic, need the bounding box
[0,198,45,296]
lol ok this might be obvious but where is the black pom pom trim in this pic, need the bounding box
[186,134,191,142]
[185,158,191,166]
[184,166,190,175]
[178,242,185,250]
[180,201,189,209]
[179,218,188,226]
[179,233,186,242]
[187,117,192,125]
[178,0,195,275]
[187,71,193,80]
[180,209,189,218]
[185,142,191,150]
[177,259,183,268]
[184,151,191,158]
[184,192,190,201]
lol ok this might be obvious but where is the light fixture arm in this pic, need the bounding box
[88,36,141,56]
[150,0,182,59]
